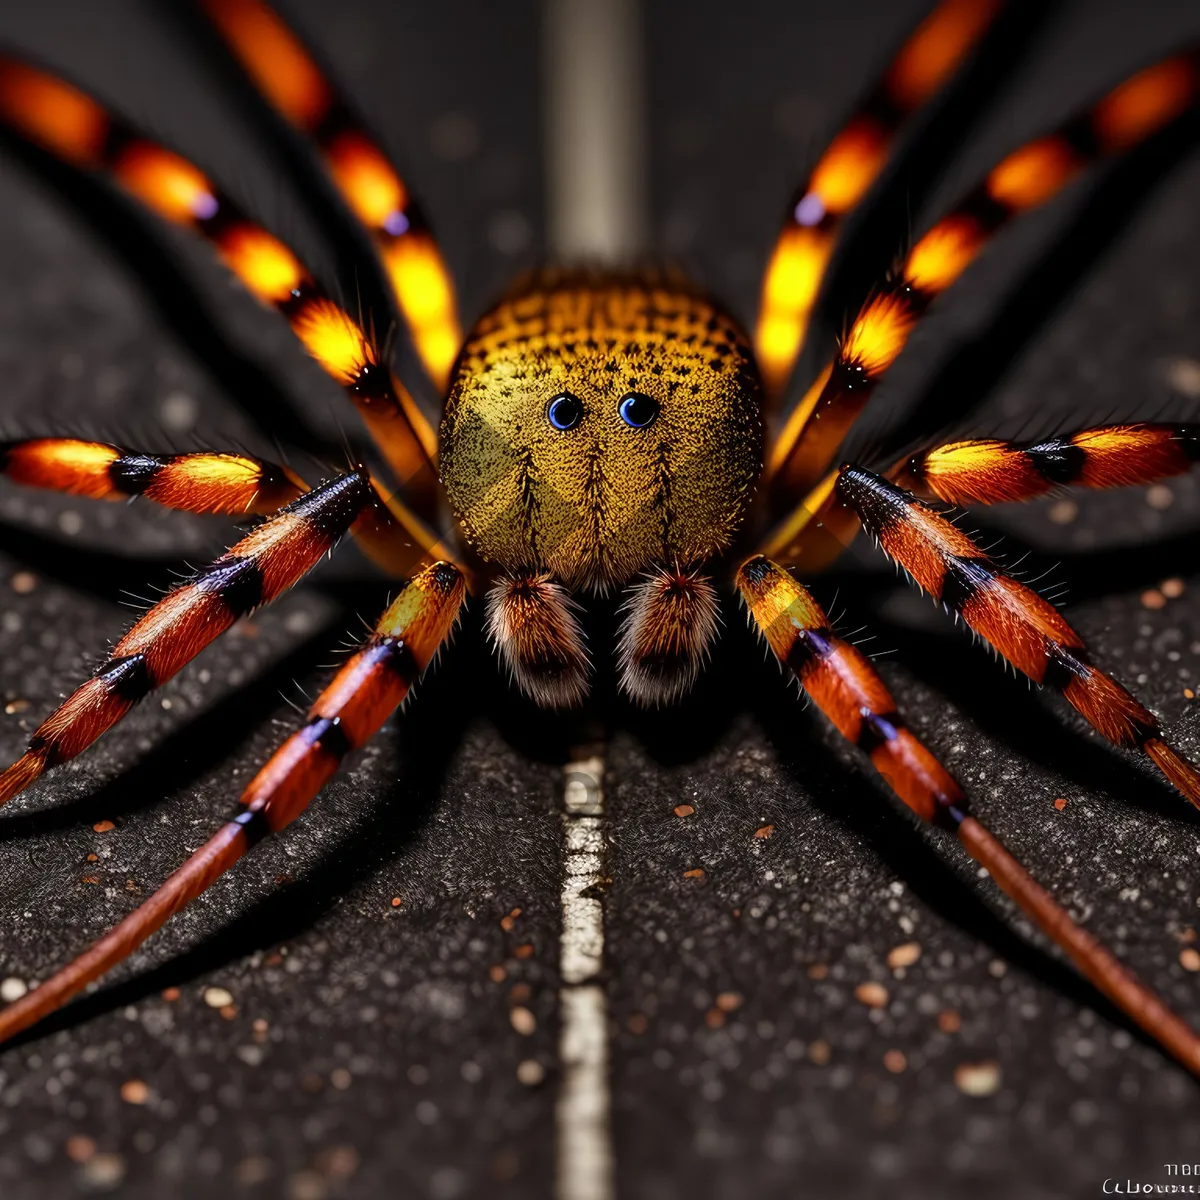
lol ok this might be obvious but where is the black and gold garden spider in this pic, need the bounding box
[0,0,1198,1115]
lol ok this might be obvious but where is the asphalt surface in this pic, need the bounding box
[0,2,1199,1198]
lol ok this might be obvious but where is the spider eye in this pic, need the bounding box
[618,392,659,428]
[546,392,583,431]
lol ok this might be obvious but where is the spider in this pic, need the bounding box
[0,0,1199,1174]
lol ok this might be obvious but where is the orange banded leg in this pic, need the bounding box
[737,555,962,821]
[761,422,1200,574]
[836,465,1200,805]
[0,469,373,807]
[198,0,462,392]
[485,571,590,709]
[895,423,1200,505]
[736,554,1200,1077]
[0,437,306,515]
[616,566,719,707]
[0,560,466,1043]
[754,0,1003,399]
[0,436,459,583]
[0,56,439,508]
[765,49,1200,502]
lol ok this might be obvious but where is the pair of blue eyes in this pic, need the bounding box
[546,392,659,431]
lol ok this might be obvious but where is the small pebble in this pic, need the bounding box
[161,987,180,1002]
[955,1060,1001,1096]
[10,571,36,594]
[854,982,889,1009]
[500,907,521,931]
[683,868,705,880]
[1165,356,1200,397]
[203,986,234,1009]
[754,824,774,839]
[119,1079,149,1105]
[1142,589,1167,610]
[674,804,694,818]
[1186,688,1196,701]
[1180,948,1200,972]
[938,1009,961,1033]
[65,1135,96,1163]
[1161,577,1186,599]
[1048,499,1078,525]
[883,1050,907,1074]
[0,977,28,1002]
[516,1059,544,1086]
[513,943,534,959]
[82,1153,126,1189]
[330,1068,352,1090]
[92,820,115,834]
[4,699,29,714]
[315,1145,358,1179]
[1054,797,1068,811]
[715,991,743,1012]
[1147,484,1174,510]
[287,1169,326,1200]
[807,963,829,980]
[391,897,401,908]
[488,965,507,983]
[510,1006,536,1036]
[886,942,921,970]
[809,1040,831,1065]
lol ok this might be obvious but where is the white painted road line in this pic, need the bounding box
[542,0,648,263]
[556,755,614,1200]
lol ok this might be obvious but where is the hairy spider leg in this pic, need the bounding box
[754,0,1003,399]
[0,560,466,1043]
[0,56,441,513]
[485,571,591,709]
[0,438,307,515]
[836,465,1200,805]
[895,423,1200,505]
[198,0,463,392]
[765,49,1200,504]
[736,554,1200,1077]
[0,436,461,582]
[0,469,373,807]
[763,423,1200,571]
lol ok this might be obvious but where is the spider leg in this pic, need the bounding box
[894,422,1200,504]
[763,49,1200,504]
[616,565,720,707]
[485,571,590,709]
[0,57,440,511]
[736,553,1200,1076]
[0,468,374,807]
[0,559,465,1042]
[836,464,1200,804]
[754,0,1003,399]
[0,437,308,515]
[197,0,463,393]
[0,436,461,581]
[763,422,1200,571]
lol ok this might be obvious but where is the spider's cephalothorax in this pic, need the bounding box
[440,268,762,706]
[441,268,763,588]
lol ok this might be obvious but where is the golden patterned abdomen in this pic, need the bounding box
[439,269,763,591]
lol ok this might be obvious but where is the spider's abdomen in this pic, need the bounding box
[439,269,763,591]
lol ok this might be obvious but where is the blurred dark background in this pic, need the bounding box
[0,2,1199,1198]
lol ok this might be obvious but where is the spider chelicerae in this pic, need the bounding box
[0,0,1198,1114]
